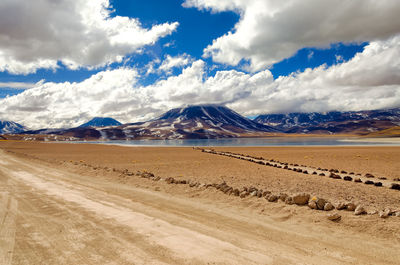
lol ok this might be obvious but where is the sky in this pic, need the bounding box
[0,0,399,129]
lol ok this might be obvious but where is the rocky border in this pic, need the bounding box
[197,148,400,191]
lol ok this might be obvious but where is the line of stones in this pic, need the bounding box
[199,149,400,191]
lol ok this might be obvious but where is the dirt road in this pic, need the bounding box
[0,149,399,264]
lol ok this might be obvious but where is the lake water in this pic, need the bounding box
[79,137,400,147]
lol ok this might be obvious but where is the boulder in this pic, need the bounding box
[262,190,271,197]
[278,193,288,201]
[285,196,294,205]
[308,201,317,210]
[316,198,327,210]
[267,194,278,202]
[379,208,391,218]
[354,178,362,183]
[324,202,334,211]
[354,205,366,215]
[336,202,347,210]
[343,176,352,181]
[391,183,400,190]
[292,193,310,205]
[327,213,341,222]
[346,203,357,211]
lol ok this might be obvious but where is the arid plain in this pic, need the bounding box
[1,140,400,264]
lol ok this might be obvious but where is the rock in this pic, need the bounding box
[327,213,341,222]
[262,191,271,197]
[267,194,278,202]
[364,180,374,185]
[278,193,288,201]
[354,205,366,215]
[308,201,317,210]
[336,202,347,210]
[374,182,383,187]
[379,208,391,218]
[319,173,326,176]
[354,178,362,183]
[346,203,357,211]
[256,190,263,198]
[365,173,375,178]
[368,210,378,215]
[343,176,352,181]
[395,211,400,217]
[250,191,258,197]
[292,193,310,205]
[316,198,327,210]
[390,183,400,190]
[240,191,249,198]
[324,202,334,211]
[329,173,341,179]
[285,196,294,205]
[233,189,240,196]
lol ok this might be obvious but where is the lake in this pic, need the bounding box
[77,137,400,147]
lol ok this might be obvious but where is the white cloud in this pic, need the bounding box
[1,36,399,128]
[146,54,193,75]
[0,81,39,89]
[183,0,400,71]
[158,54,193,74]
[0,0,178,74]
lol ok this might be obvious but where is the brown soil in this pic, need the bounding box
[0,141,399,264]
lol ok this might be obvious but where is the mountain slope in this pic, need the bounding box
[79,117,121,128]
[0,120,26,134]
[254,108,400,134]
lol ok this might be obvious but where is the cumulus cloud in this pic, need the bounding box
[146,54,193,76]
[1,36,399,128]
[183,0,400,71]
[0,0,178,74]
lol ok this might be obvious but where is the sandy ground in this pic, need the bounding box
[0,141,400,264]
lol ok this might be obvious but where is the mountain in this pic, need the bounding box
[79,117,121,128]
[0,120,26,134]
[18,105,277,140]
[119,105,278,139]
[254,108,400,134]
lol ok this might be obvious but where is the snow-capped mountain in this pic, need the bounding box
[254,108,400,134]
[79,117,121,128]
[119,105,278,139]
[0,120,26,134]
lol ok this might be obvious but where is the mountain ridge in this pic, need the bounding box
[254,108,400,134]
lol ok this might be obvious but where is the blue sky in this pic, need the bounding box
[0,0,399,128]
[0,0,366,92]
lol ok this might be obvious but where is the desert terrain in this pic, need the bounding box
[0,140,400,264]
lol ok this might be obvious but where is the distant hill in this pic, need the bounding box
[364,126,400,137]
[0,120,26,134]
[254,108,400,134]
[78,117,121,128]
